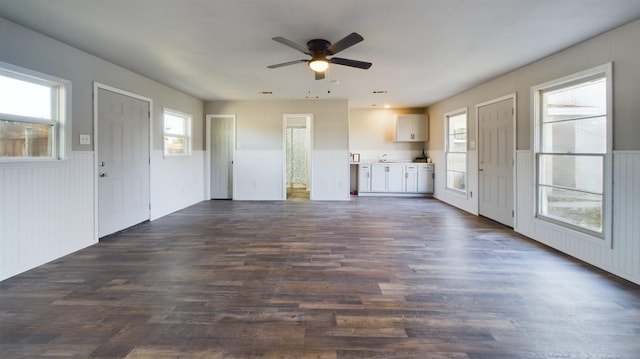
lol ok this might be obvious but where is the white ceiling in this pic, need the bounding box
[1,0,640,108]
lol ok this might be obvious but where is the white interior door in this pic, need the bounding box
[97,87,150,237]
[478,97,514,227]
[209,115,234,199]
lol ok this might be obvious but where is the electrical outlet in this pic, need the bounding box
[79,134,91,145]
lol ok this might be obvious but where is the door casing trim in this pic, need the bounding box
[93,82,153,241]
[205,114,236,200]
[475,93,517,229]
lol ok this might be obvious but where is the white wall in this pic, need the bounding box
[427,19,640,284]
[349,108,427,163]
[204,100,350,201]
[0,18,205,281]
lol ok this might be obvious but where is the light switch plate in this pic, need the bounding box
[79,134,91,145]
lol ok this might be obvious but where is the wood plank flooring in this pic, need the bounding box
[1,197,639,358]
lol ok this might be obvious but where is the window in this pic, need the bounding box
[445,109,467,193]
[0,64,68,159]
[533,64,612,237]
[163,108,192,156]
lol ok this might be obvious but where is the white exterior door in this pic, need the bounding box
[97,87,150,237]
[478,97,514,227]
[209,115,234,199]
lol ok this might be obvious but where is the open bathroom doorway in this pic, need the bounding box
[283,114,312,200]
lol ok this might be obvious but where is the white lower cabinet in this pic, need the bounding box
[371,164,404,192]
[417,164,434,193]
[405,164,418,192]
[358,164,371,192]
[359,162,433,195]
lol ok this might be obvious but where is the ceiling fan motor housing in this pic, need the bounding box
[307,39,331,56]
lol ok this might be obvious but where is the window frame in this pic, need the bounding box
[0,61,71,161]
[531,63,613,243]
[162,107,192,157]
[444,108,468,195]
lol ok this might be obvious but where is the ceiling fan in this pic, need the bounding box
[267,32,372,80]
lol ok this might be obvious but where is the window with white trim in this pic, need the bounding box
[0,66,67,159]
[533,64,611,237]
[163,108,192,156]
[445,109,467,193]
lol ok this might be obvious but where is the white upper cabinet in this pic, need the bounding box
[395,114,427,142]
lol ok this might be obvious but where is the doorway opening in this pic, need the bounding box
[284,114,312,200]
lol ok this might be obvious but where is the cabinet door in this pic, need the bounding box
[387,164,405,192]
[358,165,371,192]
[396,114,427,142]
[396,117,414,141]
[405,165,418,192]
[371,165,387,192]
[417,164,434,193]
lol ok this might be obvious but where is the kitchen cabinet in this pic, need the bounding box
[359,162,434,196]
[417,164,434,193]
[396,114,427,142]
[371,164,405,192]
[405,164,418,192]
[358,164,371,192]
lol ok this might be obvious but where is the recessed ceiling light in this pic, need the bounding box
[372,90,388,94]
[259,91,273,95]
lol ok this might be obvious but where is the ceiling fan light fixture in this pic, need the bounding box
[309,59,329,72]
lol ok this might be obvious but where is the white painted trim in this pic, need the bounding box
[205,114,236,200]
[475,93,517,228]
[93,82,153,241]
[0,60,72,161]
[529,63,613,245]
[162,107,193,157]
[283,114,314,200]
[443,107,469,198]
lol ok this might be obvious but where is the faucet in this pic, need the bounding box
[381,154,387,163]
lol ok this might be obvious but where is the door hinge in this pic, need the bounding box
[512,210,515,218]
[149,203,151,210]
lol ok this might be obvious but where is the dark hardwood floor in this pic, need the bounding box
[1,197,639,358]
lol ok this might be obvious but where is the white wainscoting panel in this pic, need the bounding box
[612,151,640,280]
[431,149,478,214]
[0,152,95,281]
[150,150,206,220]
[234,149,284,200]
[515,150,535,236]
[516,150,640,285]
[312,150,350,201]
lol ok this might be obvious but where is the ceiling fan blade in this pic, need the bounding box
[272,37,311,55]
[267,59,308,69]
[327,32,364,55]
[315,71,325,80]
[330,57,372,69]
